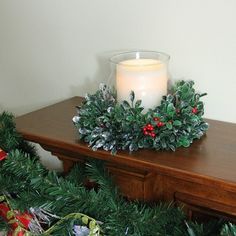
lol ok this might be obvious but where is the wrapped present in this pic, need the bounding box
[0,201,32,236]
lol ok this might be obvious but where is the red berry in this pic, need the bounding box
[153,117,160,121]
[192,107,198,114]
[143,124,155,135]
[151,133,156,138]
[157,122,165,127]
[176,109,180,113]
[147,124,154,130]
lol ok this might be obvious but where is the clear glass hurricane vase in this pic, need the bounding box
[109,51,170,111]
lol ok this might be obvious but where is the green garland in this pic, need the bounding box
[73,81,209,154]
[0,112,36,156]
[1,113,236,236]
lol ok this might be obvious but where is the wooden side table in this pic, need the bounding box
[16,97,236,220]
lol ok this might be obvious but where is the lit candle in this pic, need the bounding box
[116,58,168,111]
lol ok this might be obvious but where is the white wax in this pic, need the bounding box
[116,59,167,111]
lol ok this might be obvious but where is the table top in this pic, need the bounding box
[16,97,236,191]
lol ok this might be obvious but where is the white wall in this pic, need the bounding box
[1,0,236,122]
[0,0,235,168]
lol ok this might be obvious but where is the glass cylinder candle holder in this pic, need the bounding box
[109,51,170,111]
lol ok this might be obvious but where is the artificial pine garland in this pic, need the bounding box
[0,112,236,236]
[73,81,209,154]
[0,112,36,157]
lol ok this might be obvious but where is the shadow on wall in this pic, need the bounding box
[70,49,136,97]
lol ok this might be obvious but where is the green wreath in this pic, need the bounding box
[73,81,208,154]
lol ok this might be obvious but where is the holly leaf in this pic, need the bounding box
[181,138,190,147]
[138,140,144,148]
[129,91,135,103]
[166,122,173,130]
[122,101,131,109]
[160,139,167,149]
[126,116,133,121]
[169,144,176,151]
[129,143,138,152]
[166,94,174,103]
[173,120,182,126]
[167,103,176,117]
[135,100,142,108]
[181,83,190,94]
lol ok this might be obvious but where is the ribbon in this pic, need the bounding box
[0,148,7,161]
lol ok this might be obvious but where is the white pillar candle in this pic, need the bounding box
[116,58,167,111]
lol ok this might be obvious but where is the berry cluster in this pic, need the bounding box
[142,106,198,139]
[142,124,156,138]
[143,117,166,138]
[154,117,165,127]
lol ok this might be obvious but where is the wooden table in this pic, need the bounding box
[16,96,236,220]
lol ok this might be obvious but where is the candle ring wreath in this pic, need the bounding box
[73,80,209,154]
